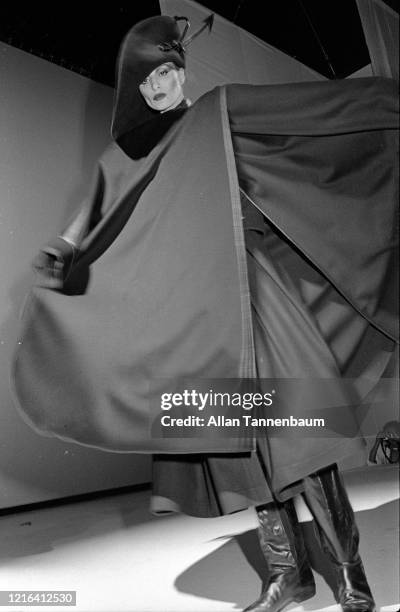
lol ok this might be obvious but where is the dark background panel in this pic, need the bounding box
[2,0,397,86]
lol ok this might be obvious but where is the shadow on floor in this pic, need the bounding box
[174,500,399,610]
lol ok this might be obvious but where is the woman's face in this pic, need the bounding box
[139,63,185,112]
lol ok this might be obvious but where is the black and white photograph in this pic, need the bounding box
[0,1,398,611]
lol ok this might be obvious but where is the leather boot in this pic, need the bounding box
[302,464,376,612]
[244,499,315,612]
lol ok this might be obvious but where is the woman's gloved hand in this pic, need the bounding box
[32,237,76,289]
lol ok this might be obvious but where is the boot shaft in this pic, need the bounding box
[302,464,376,611]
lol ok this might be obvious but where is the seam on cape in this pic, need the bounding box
[219,87,257,382]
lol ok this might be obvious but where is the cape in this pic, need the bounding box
[10,78,398,460]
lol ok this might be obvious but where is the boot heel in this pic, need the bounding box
[244,500,315,612]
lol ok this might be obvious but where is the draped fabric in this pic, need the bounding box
[11,89,256,454]
[227,78,398,344]
[11,78,398,502]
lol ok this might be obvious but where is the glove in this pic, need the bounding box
[32,237,76,289]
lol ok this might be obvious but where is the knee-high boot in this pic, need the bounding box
[244,499,315,612]
[302,464,376,612]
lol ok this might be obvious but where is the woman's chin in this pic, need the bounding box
[160,96,184,113]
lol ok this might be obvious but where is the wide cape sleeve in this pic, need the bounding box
[227,77,398,342]
[11,88,257,454]
[225,77,398,496]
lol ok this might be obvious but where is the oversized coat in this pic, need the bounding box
[11,77,398,507]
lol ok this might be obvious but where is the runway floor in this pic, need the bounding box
[0,465,398,612]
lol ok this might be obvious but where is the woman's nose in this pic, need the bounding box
[150,78,159,91]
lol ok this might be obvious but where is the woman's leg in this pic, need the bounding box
[244,498,315,612]
[302,464,376,612]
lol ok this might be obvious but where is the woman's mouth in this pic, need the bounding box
[153,93,166,101]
